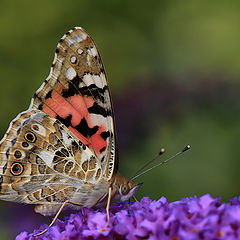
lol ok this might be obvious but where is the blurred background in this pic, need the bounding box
[1,0,240,238]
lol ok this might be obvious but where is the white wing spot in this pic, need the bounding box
[65,31,87,46]
[89,114,110,131]
[79,32,87,41]
[31,123,46,137]
[66,38,75,47]
[61,129,72,147]
[78,49,83,54]
[96,73,105,89]
[87,47,97,57]
[87,55,91,67]
[70,56,77,64]
[65,66,77,80]
[82,73,105,89]
[83,73,94,86]
[38,151,55,167]
[70,32,87,43]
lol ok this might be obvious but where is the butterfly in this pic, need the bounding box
[0,27,142,233]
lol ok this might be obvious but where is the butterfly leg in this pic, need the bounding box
[106,186,112,227]
[100,186,112,233]
[133,195,139,202]
[33,200,83,237]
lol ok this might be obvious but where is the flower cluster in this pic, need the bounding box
[16,194,240,240]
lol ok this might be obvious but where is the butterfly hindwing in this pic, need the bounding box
[31,27,116,179]
[0,109,109,214]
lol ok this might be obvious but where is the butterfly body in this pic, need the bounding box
[0,27,141,217]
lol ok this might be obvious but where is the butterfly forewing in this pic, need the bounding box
[31,27,117,179]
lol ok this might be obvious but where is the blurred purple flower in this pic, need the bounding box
[16,194,240,240]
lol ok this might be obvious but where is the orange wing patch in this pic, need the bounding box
[42,87,108,156]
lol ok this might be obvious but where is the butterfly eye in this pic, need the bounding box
[120,184,130,195]
[10,162,24,176]
[24,132,36,143]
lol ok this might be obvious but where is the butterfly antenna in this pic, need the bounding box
[130,148,166,179]
[130,145,190,181]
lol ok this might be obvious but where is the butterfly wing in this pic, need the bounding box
[0,27,118,215]
[0,109,109,215]
[31,27,117,180]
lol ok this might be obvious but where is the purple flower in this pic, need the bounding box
[15,194,240,240]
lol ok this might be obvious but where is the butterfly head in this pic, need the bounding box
[112,173,142,201]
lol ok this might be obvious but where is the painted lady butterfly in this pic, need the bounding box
[0,27,141,232]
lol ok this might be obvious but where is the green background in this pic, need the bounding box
[1,0,240,238]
